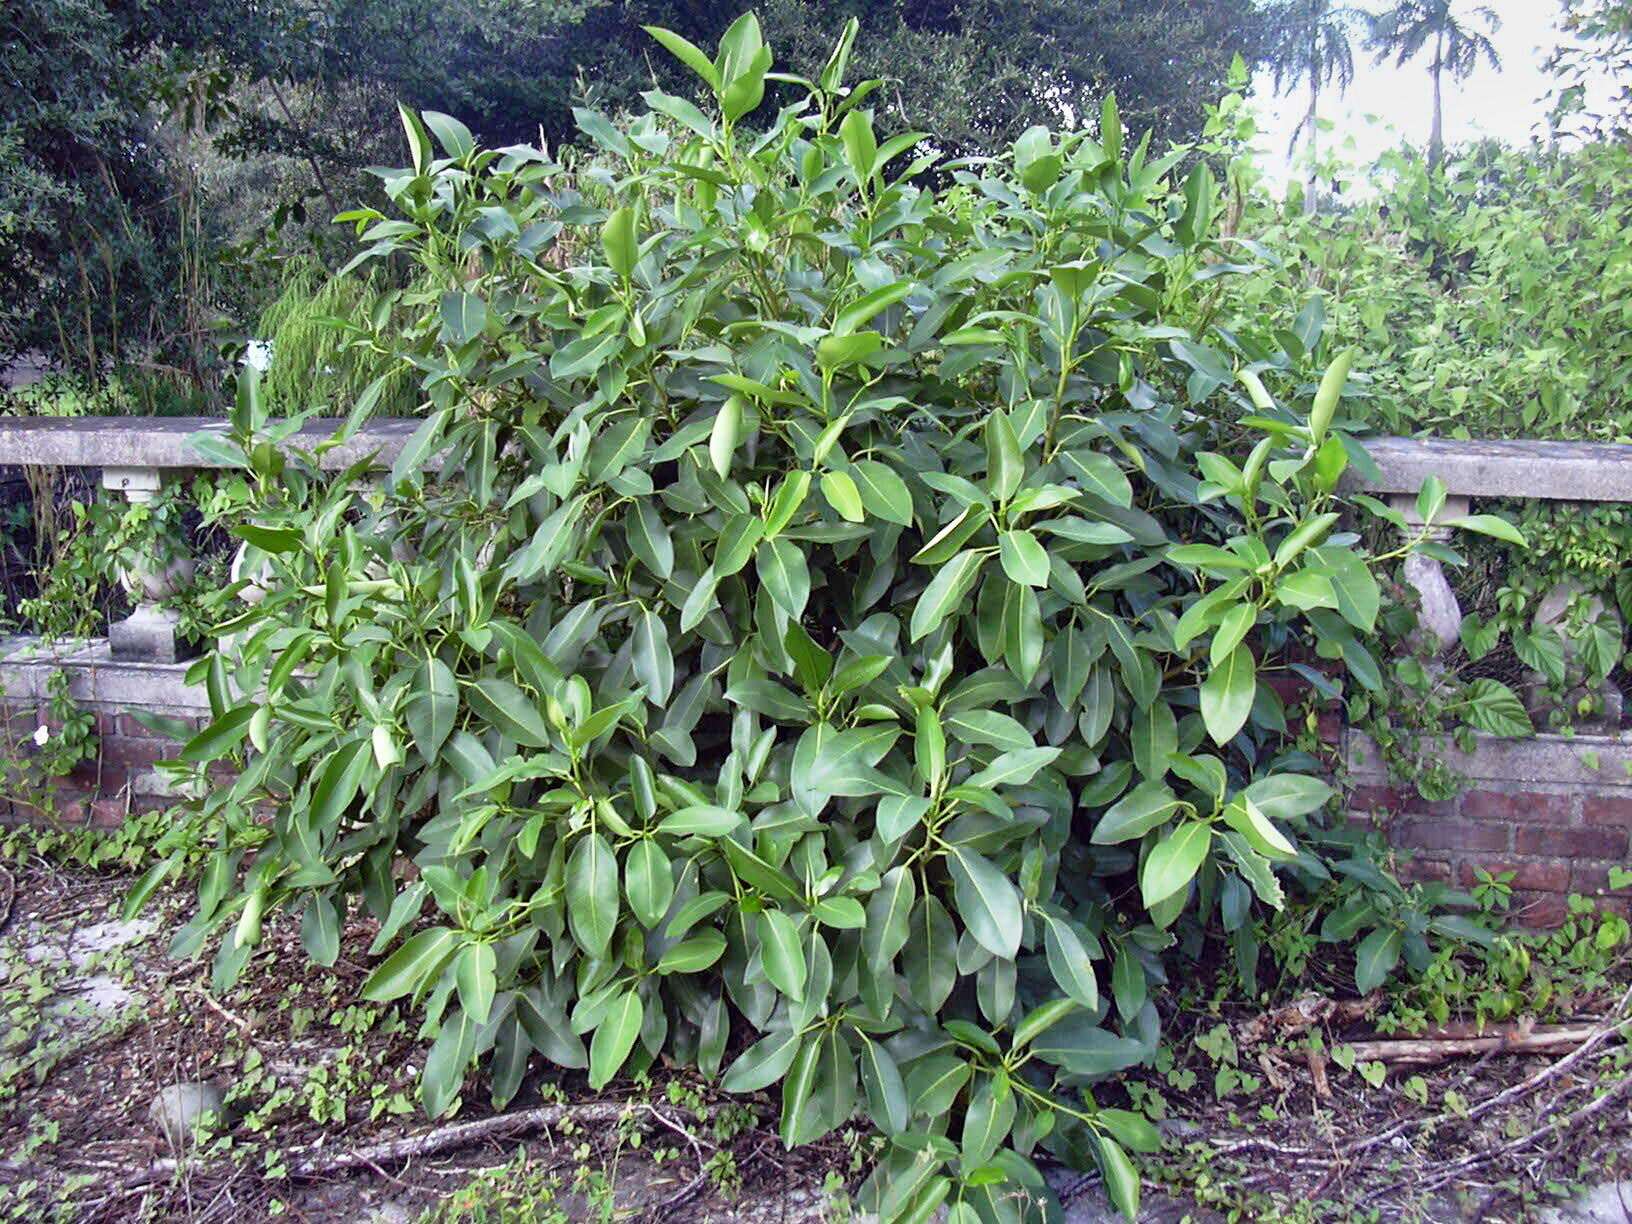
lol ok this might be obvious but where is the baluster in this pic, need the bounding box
[1390,492,1467,658]
[102,466,196,663]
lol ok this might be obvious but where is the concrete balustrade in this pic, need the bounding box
[0,418,1628,922]
[0,416,421,664]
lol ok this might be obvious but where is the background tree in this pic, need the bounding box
[1264,0,1366,210]
[0,0,191,381]
[3,0,1278,393]
[159,0,1275,173]
[684,0,1274,157]
[1548,0,1632,140]
[1367,0,1501,170]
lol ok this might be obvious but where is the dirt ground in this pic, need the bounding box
[0,856,1626,1223]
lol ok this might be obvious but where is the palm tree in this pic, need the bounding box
[1368,1,1502,170]
[1265,0,1367,210]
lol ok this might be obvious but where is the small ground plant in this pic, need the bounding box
[131,15,1508,1220]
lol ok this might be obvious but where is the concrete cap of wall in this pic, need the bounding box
[0,416,428,472]
[1345,728,1632,790]
[0,637,211,715]
[1342,436,1632,502]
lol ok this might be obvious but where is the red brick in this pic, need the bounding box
[1348,785,1454,818]
[1398,857,1453,884]
[1583,796,1632,827]
[1394,820,1509,853]
[1569,863,1632,896]
[1458,859,1570,892]
[1265,674,1330,708]
[1511,891,1569,929]
[1460,790,1573,824]
[12,799,86,826]
[117,713,197,739]
[99,735,174,768]
[1348,784,1403,814]
[61,762,130,798]
[90,798,128,829]
[1514,826,1627,859]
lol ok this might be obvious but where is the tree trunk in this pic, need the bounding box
[1304,23,1321,216]
[1429,32,1445,170]
[1304,78,1320,215]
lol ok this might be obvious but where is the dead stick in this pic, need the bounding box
[1346,1025,1601,1066]
[116,1100,714,1193]
[287,1100,645,1177]
[1415,1073,1632,1194]
[1349,983,1632,1158]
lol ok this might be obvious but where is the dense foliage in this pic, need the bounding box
[1219,135,1632,771]
[1550,0,1632,139]
[126,19,1512,1220]
[1240,140,1632,443]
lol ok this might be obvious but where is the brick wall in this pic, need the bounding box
[1,638,1624,930]
[1345,730,1632,927]
[0,637,209,829]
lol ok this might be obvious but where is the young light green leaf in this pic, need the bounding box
[601,206,638,280]
[1140,821,1212,909]
[821,470,866,523]
[1443,514,1527,546]
[1308,347,1354,443]
[642,25,722,91]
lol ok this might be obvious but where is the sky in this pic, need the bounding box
[1252,0,1567,187]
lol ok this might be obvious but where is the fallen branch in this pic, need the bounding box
[1340,984,1632,1163]
[117,1098,722,1195]
[1461,984,1632,1127]
[1346,1023,1603,1067]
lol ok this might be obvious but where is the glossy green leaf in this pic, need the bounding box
[361,927,458,1003]
[758,908,807,1002]
[588,989,643,1090]
[947,847,1022,959]
[1139,821,1212,909]
[1200,644,1256,745]
[566,832,619,960]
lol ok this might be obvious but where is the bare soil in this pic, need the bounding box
[0,856,1625,1222]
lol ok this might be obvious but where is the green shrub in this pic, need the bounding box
[136,17,1486,1220]
[1236,140,1632,443]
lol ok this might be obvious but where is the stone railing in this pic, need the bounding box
[1344,436,1632,925]
[1348,436,1632,665]
[0,416,422,664]
[0,419,1627,922]
[0,416,421,823]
